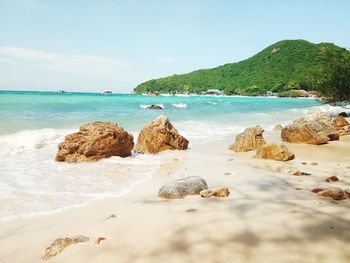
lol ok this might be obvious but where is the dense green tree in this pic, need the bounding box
[315,47,350,105]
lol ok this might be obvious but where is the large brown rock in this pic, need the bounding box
[255,143,295,161]
[281,112,339,145]
[134,116,189,154]
[230,125,266,152]
[55,122,134,162]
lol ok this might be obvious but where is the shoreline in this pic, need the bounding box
[1,133,350,262]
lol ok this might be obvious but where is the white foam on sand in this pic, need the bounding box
[0,128,162,220]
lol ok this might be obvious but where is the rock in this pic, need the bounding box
[135,116,189,154]
[224,172,231,176]
[147,104,163,110]
[338,112,349,117]
[55,122,134,162]
[277,165,301,176]
[281,112,339,145]
[95,237,106,245]
[185,208,198,213]
[345,189,350,198]
[230,125,266,152]
[255,143,295,161]
[42,235,89,260]
[317,187,346,200]
[158,176,208,199]
[200,188,230,198]
[332,116,350,135]
[311,188,325,193]
[310,162,318,166]
[325,176,339,182]
[273,124,283,131]
[301,161,308,165]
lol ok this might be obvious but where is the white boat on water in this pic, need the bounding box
[102,90,113,95]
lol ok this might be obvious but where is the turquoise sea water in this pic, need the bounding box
[0,90,338,219]
[0,90,321,135]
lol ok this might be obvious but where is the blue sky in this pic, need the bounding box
[0,0,349,92]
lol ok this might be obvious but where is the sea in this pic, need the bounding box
[0,90,344,220]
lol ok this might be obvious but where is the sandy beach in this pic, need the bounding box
[1,130,349,263]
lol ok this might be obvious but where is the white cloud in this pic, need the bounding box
[0,46,143,92]
[0,47,128,74]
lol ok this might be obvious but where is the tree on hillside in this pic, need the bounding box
[316,47,350,106]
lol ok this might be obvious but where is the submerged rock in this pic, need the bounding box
[42,235,89,260]
[256,143,295,161]
[147,104,163,110]
[281,112,339,145]
[55,122,134,162]
[230,125,266,152]
[158,176,208,199]
[135,116,189,154]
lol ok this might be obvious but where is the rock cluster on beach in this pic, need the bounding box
[230,125,266,152]
[281,112,339,144]
[55,116,189,162]
[134,115,189,154]
[55,122,134,162]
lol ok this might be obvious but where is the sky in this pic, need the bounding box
[0,0,349,93]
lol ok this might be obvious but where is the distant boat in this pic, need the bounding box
[102,90,113,95]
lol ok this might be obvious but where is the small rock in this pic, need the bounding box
[301,162,308,165]
[200,188,230,198]
[224,172,231,176]
[227,158,234,161]
[158,176,208,199]
[42,235,89,260]
[95,237,106,245]
[301,172,311,176]
[147,104,163,110]
[185,208,198,213]
[277,165,301,176]
[200,189,213,198]
[311,188,325,193]
[273,124,283,131]
[310,162,319,166]
[325,176,339,182]
[255,143,295,161]
[317,187,346,200]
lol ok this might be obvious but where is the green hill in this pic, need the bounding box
[134,40,349,96]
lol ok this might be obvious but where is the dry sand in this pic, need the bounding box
[1,132,350,263]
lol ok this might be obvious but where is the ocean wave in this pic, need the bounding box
[0,128,73,154]
[172,103,187,108]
